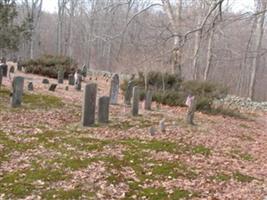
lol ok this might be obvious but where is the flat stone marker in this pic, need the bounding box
[58,71,64,84]
[68,74,75,85]
[49,84,57,91]
[124,80,134,105]
[82,83,97,126]
[145,90,153,110]
[98,96,110,123]
[0,64,7,77]
[109,74,119,105]
[11,76,24,107]
[28,82,34,91]
[132,86,140,116]
[0,67,2,88]
[42,79,49,84]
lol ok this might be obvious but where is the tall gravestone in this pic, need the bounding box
[57,71,64,84]
[132,86,140,116]
[98,96,110,123]
[0,67,2,88]
[109,74,119,105]
[0,64,7,77]
[28,82,34,91]
[82,83,97,126]
[68,74,75,85]
[11,76,24,107]
[145,90,153,110]
[124,80,134,105]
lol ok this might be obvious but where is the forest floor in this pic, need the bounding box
[0,69,266,200]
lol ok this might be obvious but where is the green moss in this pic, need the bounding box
[192,145,211,156]
[170,188,193,199]
[233,172,255,183]
[211,173,231,182]
[42,189,89,200]
[23,93,64,109]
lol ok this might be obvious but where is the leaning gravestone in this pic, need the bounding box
[0,64,7,77]
[49,84,57,92]
[98,96,110,123]
[109,74,119,105]
[42,79,49,84]
[145,90,153,110]
[132,86,140,116]
[58,71,64,84]
[82,83,97,126]
[28,82,34,91]
[11,76,24,107]
[68,74,75,85]
[0,67,2,88]
[124,80,134,105]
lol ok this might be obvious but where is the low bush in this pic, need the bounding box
[23,55,77,78]
[121,71,228,112]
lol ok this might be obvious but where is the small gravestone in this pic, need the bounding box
[28,82,34,91]
[109,74,119,105]
[58,71,64,84]
[65,86,69,91]
[49,84,57,91]
[149,126,156,136]
[74,72,82,91]
[159,118,166,133]
[11,76,24,107]
[132,86,140,116]
[42,79,49,84]
[82,83,97,126]
[124,80,134,105]
[0,67,3,88]
[81,65,87,77]
[17,61,22,71]
[75,80,81,91]
[68,74,75,85]
[0,64,7,77]
[98,96,110,123]
[145,90,153,110]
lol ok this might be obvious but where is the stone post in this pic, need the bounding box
[132,86,140,116]
[109,74,119,105]
[124,80,134,105]
[82,83,97,126]
[11,76,24,107]
[145,90,152,110]
[68,74,75,85]
[98,96,110,123]
[57,71,64,84]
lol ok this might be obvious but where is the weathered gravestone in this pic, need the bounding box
[145,90,153,110]
[124,80,134,105]
[11,76,24,107]
[74,72,82,91]
[42,79,49,84]
[132,86,140,116]
[82,83,97,126]
[159,118,166,133]
[28,82,34,91]
[68,74,75,85]
[17,61,22,71]
[0,67,2,88]
[109,74,119,105]
[186,95,197,125]
[58,71,64,84]
[0,64,7,77]
[81,65,87,77]
[98,96,110,123]
[49,84,57,92]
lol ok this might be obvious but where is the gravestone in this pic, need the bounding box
[65,86,69,91]
[0,67,2,88]
[145,90,153,110]
[58,71,64,84]
[68,74,75,85]
[17,61,22,71]
[74,72,82,91]
[109,74,119,105]
[11,76,24,107]
[132,86,140,116]
[0,64,7,77]
[49,84,57,91]
[124,80,134,105]
[98,96,110,123]
[42,79,49,84]
[28,82,34,91]
[81,65,87,77]
[159,119,166,133]
[186,95,197,125]
[82,83,97,126]
[149,127,156,136]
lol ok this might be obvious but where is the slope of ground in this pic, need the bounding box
[0,69,266,200]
